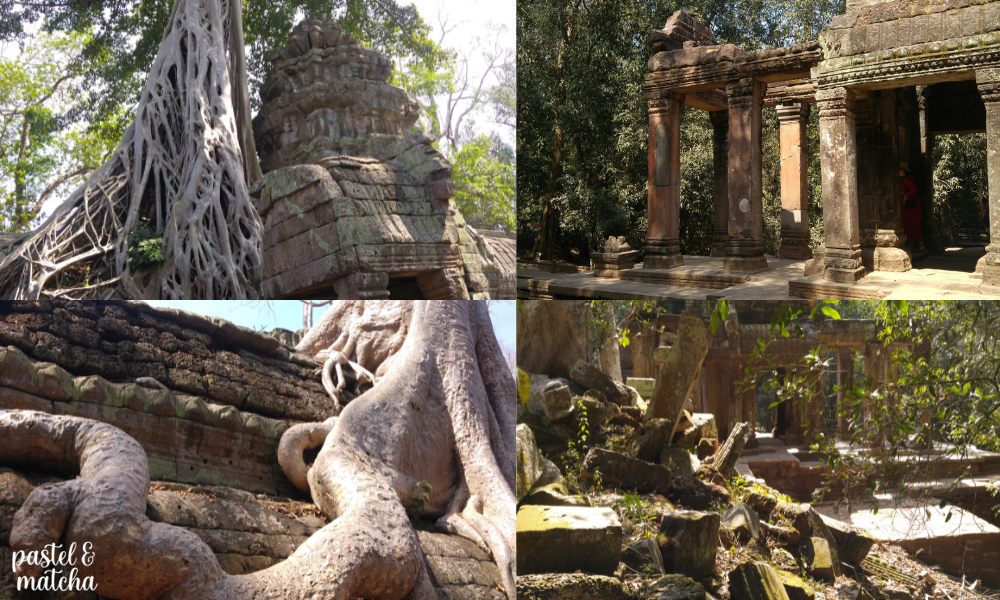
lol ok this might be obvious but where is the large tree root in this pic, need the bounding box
[0,0,262,300]
[2,301,515,600]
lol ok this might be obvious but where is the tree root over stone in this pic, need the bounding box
[2,301,516,600]
[0,0,262,300]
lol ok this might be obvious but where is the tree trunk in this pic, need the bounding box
[0,0,262,299]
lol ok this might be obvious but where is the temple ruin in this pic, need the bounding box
[253,18,515,300]
[517,0,1000,300]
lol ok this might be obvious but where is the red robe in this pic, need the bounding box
[901,175,923,243]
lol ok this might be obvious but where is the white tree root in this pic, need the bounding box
[2,302,516,600]
[0,0,262,299]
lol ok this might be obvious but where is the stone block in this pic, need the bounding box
[644,313,712,434]
[800,536,836,582]
[516,505,622,576]
[526,375,574,421]
[658,445,696,477]
[626,419,674,463]
[728,561,790,600]
[627,377,656,400]
[581,448,672,495]
[516,574,629,600]
[822,516,876,564]
[623,537,665,577]
[673,413,718,451]
[517,424,543,502]
[569,359,630,406]
[656,510,719,578]
[642,574,708,600]
[723,502,762,543]
[775,569,815,600]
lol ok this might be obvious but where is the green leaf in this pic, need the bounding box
[821,306,842,320]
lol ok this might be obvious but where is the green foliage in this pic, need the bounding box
[564,399,591,488]
[451,133,516,232]
[0,30,117,232]
[613,492,658,539]
[516,0,843,259]
[126,219,165,269]
[932,134,988,246]
[408,480,432,521]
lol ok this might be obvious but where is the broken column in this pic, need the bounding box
[725,78,768,273]
[818,87,865,283]
[644,313,713,437]
[645,92,685,269]
[777,103,812,260]
[711,110,730,257]
[977,69,1000,294]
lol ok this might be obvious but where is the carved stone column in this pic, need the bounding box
[818,87,865,283]
[646,92,685,270]
[835,347,854,442]
[872,90,911,272]
[725,78,768,273]
[918,86,937,252]
[777,103,812,259]
[710,110,730,257]
[977,70,1000,294]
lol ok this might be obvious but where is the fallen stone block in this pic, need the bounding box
[527,375,574,421]
[674,413,718,451]
[714,421,750,477]
[517,424,543,502]
[697,438,718,460]
[623,537,665,577]
[626,419,674,462]
[516,573,630,600]
[569,359,630,405]
[800,536,837,582]
[517,505,622,576]
[723,502,762,543]
[522,482,591,508]
[580,447,673,495]
[822,516,876,564]
[657,510,720,579]
[775,569,815,600]
[641,574,708,600]
[627,377,656,400]
[659,445,696,477]
[728,561,791,600]
[836,581,876,600]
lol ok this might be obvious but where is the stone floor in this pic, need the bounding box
[518,249,1000,300]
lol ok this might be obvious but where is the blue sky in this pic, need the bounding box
[143,301,515,350]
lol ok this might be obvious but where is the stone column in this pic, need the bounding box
[805,346,827,442]
[918,86,937,252]
[777,103,812,259]
[835,347,854,442]
[725,78,768,273]
[977,70,1000,294]
[783,366,806,446]
[872,90,911,272]
[645,92,685,270]
[818,87,865,283]
[741,361,758,448]
[710,110,730,257]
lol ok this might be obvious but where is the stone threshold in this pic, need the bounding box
[790,269,996,300]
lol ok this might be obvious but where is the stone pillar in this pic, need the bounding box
[783,366,806,446]
[705,359,730,436]
[646,92,685,270]
[741,361,758,448]
[977,70,1000,294]
[777,103,812,259]
[817,87,865,283]
[917,86,938,253]
[631,320,656,378]
[873,90,911,272]
[711,110,730,257]
[835,347,854,442]
[725,78,768,273]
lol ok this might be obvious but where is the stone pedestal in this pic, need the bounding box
[725,78,768,273]
[646,92,685,269]
[977,70,1000,294]
[592,250,640,278]
[777,103,812,259]
[711,110,730,257]
[818,87,866,283]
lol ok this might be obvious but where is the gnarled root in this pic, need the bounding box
[2,302,515,600]
[277,419,336,492]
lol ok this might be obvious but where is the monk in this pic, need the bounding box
[900,169,926,252]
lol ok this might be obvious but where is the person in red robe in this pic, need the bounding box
[900,169,926,252]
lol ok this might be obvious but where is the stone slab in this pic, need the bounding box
[516,505,622,576]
